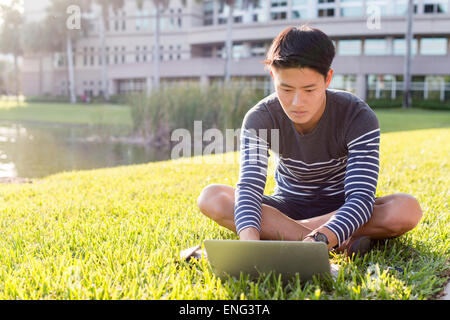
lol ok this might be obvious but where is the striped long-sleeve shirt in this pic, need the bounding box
[234,89,380,246]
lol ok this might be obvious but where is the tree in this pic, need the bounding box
[136,0,195,92]
[89,0,125,102]
[45,0,89,103]
[136,0,169,92]
[22,21,50,96]
[218,0,260,84]
[403,0,413,109]
[0,0,23,103]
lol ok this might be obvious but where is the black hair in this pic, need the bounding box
[263,25,335,79]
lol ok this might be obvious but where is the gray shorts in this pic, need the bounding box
[261,193,344,221]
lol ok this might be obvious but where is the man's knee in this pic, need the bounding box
[383,193,423,236]
[197,184,233,221]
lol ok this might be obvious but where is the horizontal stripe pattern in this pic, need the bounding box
[234,125,380,244]
[323,128,380,246]
[234,128,270,234]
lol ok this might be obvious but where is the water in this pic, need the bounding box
[0,121,172,179]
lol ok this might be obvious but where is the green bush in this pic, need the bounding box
[126,83,265,143]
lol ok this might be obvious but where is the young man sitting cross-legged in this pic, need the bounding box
[197,25,423,256]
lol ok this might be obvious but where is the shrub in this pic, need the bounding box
[126,82,265,145]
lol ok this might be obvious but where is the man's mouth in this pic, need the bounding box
[292,111,307,117]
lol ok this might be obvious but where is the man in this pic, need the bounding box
[197,25,422,256]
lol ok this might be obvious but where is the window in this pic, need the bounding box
[340,0,363,17]
[292,9,308,18]
[136,10,149,30]
[271,0,287,7]
[251,1,268,22]
[393,38,418,55]
[122,12,126,30]
[114,46,118,64]
[394,0,418,15]
[318,0,336,17]
[232,43,248,60]
[136,46,140,62]
[98,48,102,66]
[177,8,182,27]
[364,39,388,55]
[105,47,110,65]
[271,11,287,20]
[329,74,356,93]
[203,0,214,25]
[90,47,95,65]
[291,0,309,19]
[121,46,126,63]
[341,6,362,16]
[250,42,266,57]
[177,45,181,59]
[366,0,388,16]
[270,0,287,20]
[423,2,448,14]
[117,78,147,94]
[420,38,448,55]
[83,47,88,66]
[318,8,334,17]
[338,39,362,56]
[143,46,147,62]
[114,11,121,31]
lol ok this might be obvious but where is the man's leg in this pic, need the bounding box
[296,193,423,242]
[197,183,313,240]
[198,184,423,244]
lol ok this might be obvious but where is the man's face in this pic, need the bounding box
[271,66,333,134]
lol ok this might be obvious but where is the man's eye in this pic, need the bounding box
[305,89,314,92]
[282,88,292,92]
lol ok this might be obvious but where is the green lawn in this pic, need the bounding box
[1,101,449,134]
[0,100,448,299]
[0,128,448,299]
[0,101,132,127]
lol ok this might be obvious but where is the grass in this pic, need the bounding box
[1,100,449,134]
[0,99,448,299]
[375,108,450,133]
[0,100,132,127]
[0,125,448,299]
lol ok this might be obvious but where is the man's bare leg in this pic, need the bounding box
[197,184,312,241]
[296,193,423,242]
[197,184,422,244]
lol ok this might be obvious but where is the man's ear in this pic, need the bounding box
[325,68,334,88]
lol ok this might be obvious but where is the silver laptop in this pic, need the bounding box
[204,239,331,281]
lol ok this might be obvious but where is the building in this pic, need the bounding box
[21,0,450,102]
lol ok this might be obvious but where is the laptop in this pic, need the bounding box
[204,239,331,281]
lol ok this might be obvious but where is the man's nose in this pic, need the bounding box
[292,91,302,106]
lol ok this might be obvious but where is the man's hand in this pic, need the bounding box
[302,235,315,243]
[239,227,260,241]
[303,227,338,250]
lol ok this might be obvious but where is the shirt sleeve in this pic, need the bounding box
[234,107,273,236]
[323,106,380,246]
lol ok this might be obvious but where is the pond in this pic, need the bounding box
[0,121,172,179]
